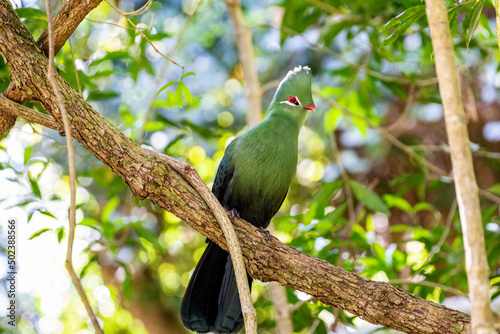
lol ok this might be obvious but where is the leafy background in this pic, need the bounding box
[1,0,500,333]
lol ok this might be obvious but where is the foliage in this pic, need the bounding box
[1,0,500,333]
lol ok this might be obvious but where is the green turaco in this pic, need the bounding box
[181,66,315,333]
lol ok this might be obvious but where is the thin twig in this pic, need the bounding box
[85,17,135,30]
[495,0,500,52]
[306,319,321,334]
[385,85,416,132]
[160,153,258,334]
[388,279,468,297]
[137,0,200,144]
[279,26,438,87]
[316,92,500,205]
[44,1,103,333]
[412,144,500,160]
[318,91,448,176]
[291,297,312,313]
[260,79,280,94]
[414,200,457,278]
[330,134,355,232]
[114,0,152,16]
[104,0,184,69]
[68,37,82,97]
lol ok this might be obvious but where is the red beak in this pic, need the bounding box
[303,102,316,111]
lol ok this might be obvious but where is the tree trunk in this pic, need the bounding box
[425,1,496,333]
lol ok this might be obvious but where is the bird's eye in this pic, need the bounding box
[287,96,299,105]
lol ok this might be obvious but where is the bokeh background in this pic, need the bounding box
[1,0,500,333]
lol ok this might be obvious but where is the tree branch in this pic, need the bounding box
[0,0,103,137]
[226,0,262,127]
[425,1,496,333]
[37,0,103,56]
[0,94,62,132]
[0,1,474,332]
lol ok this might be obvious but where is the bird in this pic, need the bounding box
[181,66,315,333]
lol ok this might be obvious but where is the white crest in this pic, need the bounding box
[276,65,311,92]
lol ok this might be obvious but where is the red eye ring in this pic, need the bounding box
[287,96,299,105]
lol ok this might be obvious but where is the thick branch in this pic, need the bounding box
[425,1,495,333]
[0,0,103,137]
[37,0,103,55]
[226,0,262,127]
[0,1,473,332]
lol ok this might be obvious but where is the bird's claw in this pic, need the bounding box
[230,208,240,220]
[259,227,271,239]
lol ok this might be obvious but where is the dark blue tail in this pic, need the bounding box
[181,241,252,333]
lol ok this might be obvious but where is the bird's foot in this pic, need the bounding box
[230,208,240,220]
[259,227,271,239]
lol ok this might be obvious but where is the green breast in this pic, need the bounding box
[225,115,300,227]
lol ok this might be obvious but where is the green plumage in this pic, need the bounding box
[181,66,314,333]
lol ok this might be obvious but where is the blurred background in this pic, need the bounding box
[1,0,500,332]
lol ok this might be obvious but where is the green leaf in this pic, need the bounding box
[315,203,347,233]
[179,81,192,105]
[156,80,177,97]
[29,228,51,240]
[79,255,97,279]
[122,265,133,301]
[39,210,57,220]
[24,146,33,165]
[380,5,426,47]
[87,90,119,101]
[144,121,165,131]
[488,183,500,196]
[324,107,343,132]
[463,0,485,49]
[78,218,101,232]
[101,197,120,223]
[448,7,458,30]
[175,82,184,107]
[181,71,196,79]
[28,173,41,198]
[56,227,65,243]
[15,8,47,21]
[132,223,163,251]
[383,194,413,212]
[304,181,342,224]
[349,180,390,215]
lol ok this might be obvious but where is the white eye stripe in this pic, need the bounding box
[280,96,302,106]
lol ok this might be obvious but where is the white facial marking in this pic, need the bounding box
[280,96,302,106]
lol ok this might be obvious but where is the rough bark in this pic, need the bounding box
[37,0,103,55]
[0,0,103,137]
[425,1,496,333]
[0,1,474,332]
[0,93,61,132]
